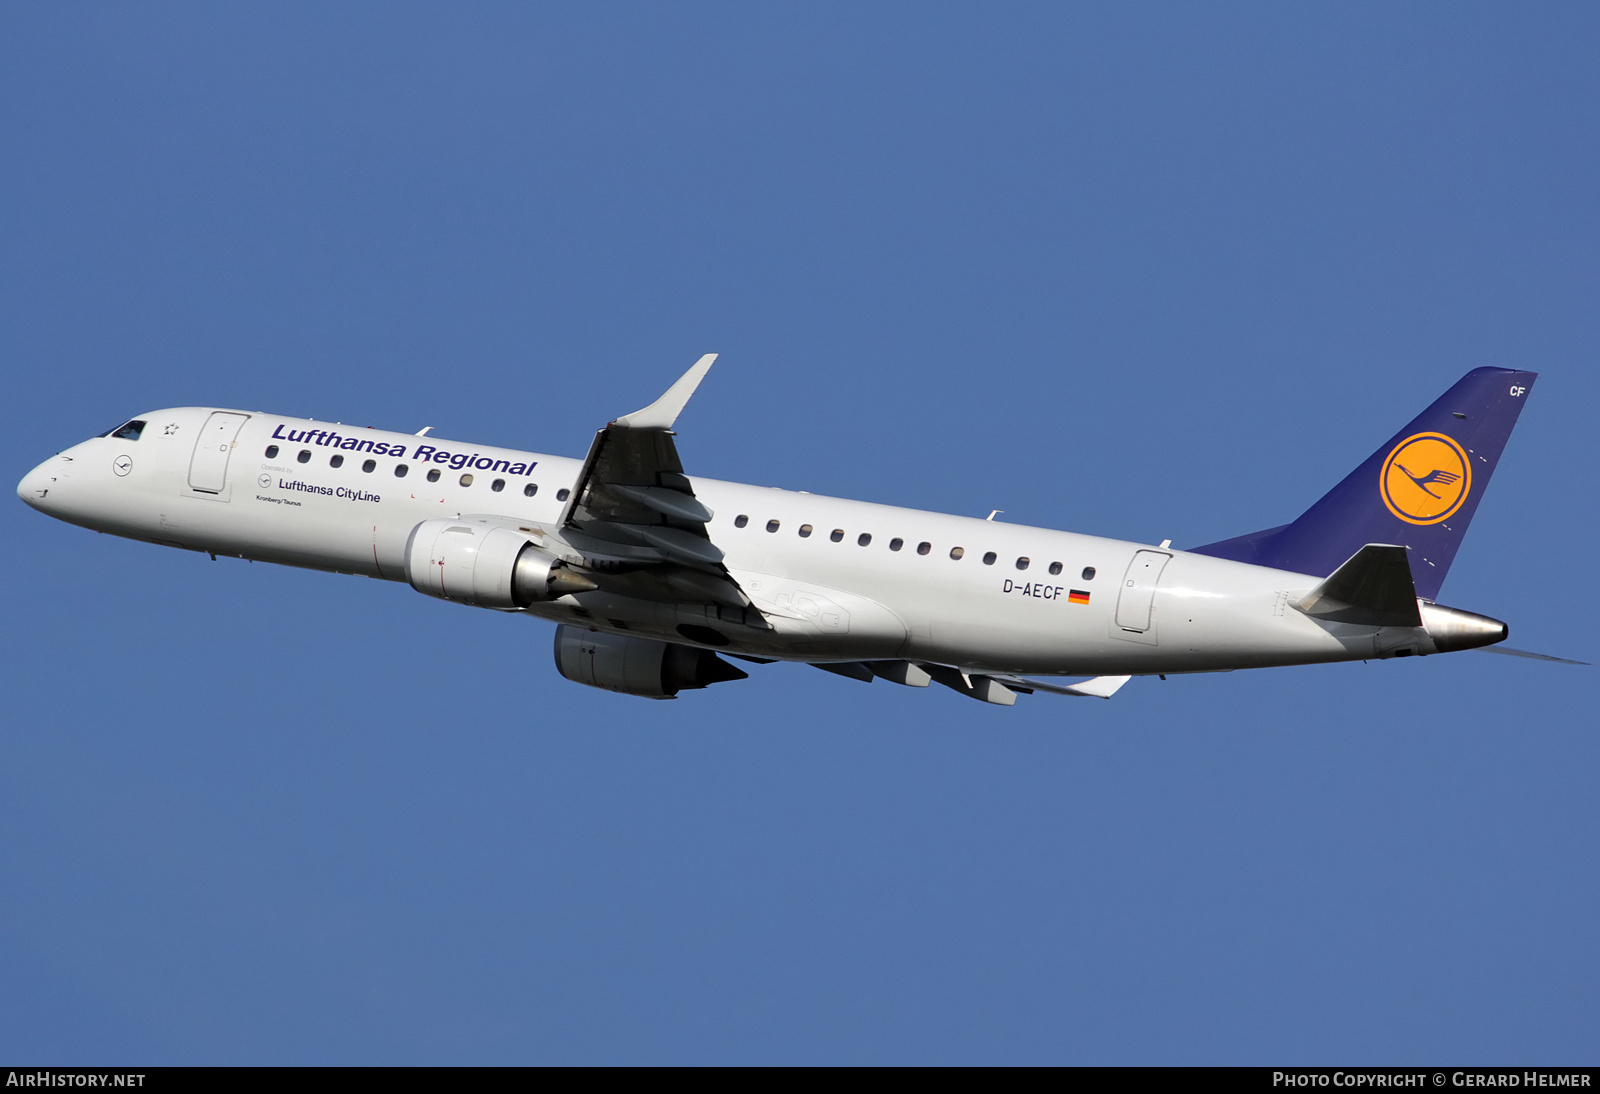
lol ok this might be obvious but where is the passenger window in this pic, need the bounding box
[297,450,311,464]
[111,420,146,441]
[557,488,570,501]
[427,468,441,482]
[734,514,749,528]
[395,464,409,478]
[491,479,505,492]
[799,524,813,537]
[361,459,376,473]
[1016,557,1030,571]
[523,482,537,497]
[330,455,344,468]
[460,473,474,487]
[858,533,872,547]
[766,519,780,533]
[889,538,903,551]
[917,542,931,555]
[1048,561,1063,576]
[264,445,279,458]
[1082,566,1096,580]
[950,546,965,560]
[982,551,996,565]
[830,529,844,543]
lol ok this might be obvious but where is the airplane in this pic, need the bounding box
[16,360,1580,705]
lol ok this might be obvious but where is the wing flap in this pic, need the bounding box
[629,524,726,566]
[609,483,714,523]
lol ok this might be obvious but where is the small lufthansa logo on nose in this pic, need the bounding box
[113,455,133,477]
[1380,432,1471,525]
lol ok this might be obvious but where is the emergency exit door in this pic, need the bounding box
[188,412,250,494]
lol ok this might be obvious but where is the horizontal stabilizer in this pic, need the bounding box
[1296,544,1422,627]
[1475,646,1589,666]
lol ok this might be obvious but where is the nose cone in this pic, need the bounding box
[18,459,57,511]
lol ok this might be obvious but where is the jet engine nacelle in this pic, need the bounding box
[406,519,596,609]
[553,624,749,699]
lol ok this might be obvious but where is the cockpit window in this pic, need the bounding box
[107,420,146,441]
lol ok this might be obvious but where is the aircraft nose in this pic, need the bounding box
[17,458,60,512]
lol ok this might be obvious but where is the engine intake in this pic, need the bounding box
[553,624,749,698]
[406,519,596,609]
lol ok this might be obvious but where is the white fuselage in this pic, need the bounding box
[19,407,1417,677]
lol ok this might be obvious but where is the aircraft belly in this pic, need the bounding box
[523,607,903,662]
[538,573,909,661]
[183,500,392,575]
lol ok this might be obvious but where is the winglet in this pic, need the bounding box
[1062,675,1131,699]
[1006,674,1133,698]
[614,354,718,430]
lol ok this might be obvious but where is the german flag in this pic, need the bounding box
[1068,589,1091,605]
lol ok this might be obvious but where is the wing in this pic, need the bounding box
[555,355,764,621]
[808,660,1135,704]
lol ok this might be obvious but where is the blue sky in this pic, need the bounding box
[3,3,1595,1064]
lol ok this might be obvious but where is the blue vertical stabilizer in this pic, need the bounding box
[1190,368,1537,600]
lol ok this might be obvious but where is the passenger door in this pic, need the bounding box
[188,412,250,494]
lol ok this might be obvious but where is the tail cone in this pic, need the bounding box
[1420,602,1508,653]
